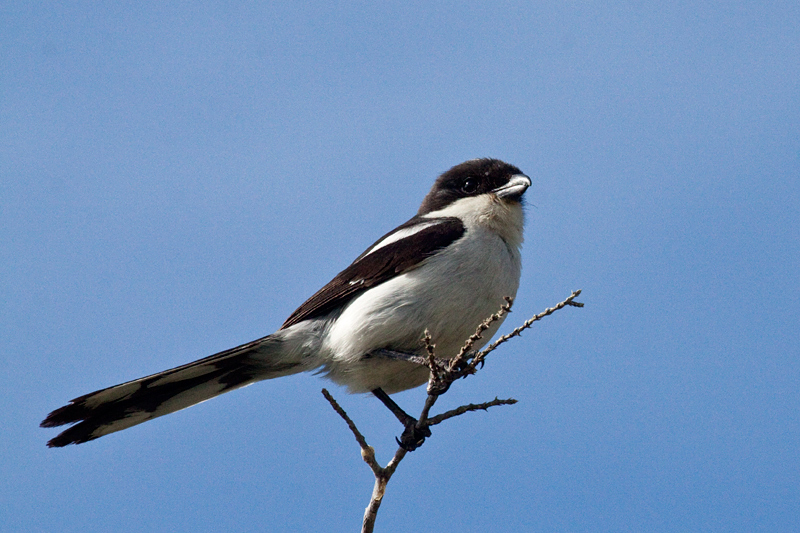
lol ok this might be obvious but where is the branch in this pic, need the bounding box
[321,289,584,533]
[427,397,518,426]
[470,289,583,368]
[447,296,514,373]
[321,389,381,475]
[421,329,442,383]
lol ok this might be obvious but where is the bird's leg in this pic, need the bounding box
[371,387,415,426]
[371,387,431,451]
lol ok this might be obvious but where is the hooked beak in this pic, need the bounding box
[493,174,531,201]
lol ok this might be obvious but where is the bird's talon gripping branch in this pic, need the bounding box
[397,421,432,452]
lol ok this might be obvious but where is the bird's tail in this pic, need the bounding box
[41,333,309,447]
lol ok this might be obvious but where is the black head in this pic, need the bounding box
[418,159,528,215]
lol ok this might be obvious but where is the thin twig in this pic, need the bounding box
[321,389,380,474]
[472,289,583,366]
[417,392,438,427]
[448,296,514,372]
[421,329,441,382]
[427,397,518,426]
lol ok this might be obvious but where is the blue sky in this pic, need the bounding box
[2,2,798,531]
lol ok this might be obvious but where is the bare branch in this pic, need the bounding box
[362,445,408,532]
[421,329,441,383]
[362,476,386,533]
[448,296,514,372]
[417,390,439,426]
[321,389,381,474]
[322,289,584,533]
[472,289,583,365]
[427,397,518,426]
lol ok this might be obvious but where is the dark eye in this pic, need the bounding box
[461,178,478,194]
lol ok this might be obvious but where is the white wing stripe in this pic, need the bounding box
[360,220,441,258]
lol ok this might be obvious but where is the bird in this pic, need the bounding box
[41,158,530,449]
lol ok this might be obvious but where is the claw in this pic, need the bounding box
[397,422,432,452]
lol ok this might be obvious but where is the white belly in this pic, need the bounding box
[320,226,522,393]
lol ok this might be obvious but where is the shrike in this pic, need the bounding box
[42,158,530,448]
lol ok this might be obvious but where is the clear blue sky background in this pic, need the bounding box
[2,2,798,531]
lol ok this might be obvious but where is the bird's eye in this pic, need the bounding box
[461,178,478,194]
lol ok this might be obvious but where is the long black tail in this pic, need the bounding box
[41,335,302,447]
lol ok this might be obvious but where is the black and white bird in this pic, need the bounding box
[42,158,531,448]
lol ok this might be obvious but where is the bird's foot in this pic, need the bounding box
[396,420,432,452]
[372,387,432,452]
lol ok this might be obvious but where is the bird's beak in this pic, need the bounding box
[493,175,531,201]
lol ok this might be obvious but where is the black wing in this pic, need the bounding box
[281,216,465,329]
